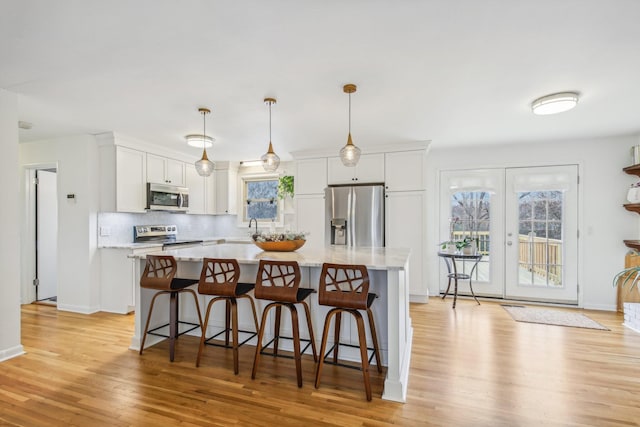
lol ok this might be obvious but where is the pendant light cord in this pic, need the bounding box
[348,92,351,134]
[269,101,272,142]
[202,110,206,150]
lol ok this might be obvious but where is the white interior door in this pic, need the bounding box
[36,169,58,301]
[439,169,505,297]
[504,165,578,304]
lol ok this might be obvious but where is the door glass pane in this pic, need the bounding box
[450,191,490,281]
[517,191,563,287]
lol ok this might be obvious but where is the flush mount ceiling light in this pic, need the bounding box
[194,107,214,177]
[340,83,361,167]
[261,97,280,172]
[531,92,579,115]
[185,134,214,148]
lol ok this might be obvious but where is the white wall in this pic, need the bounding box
[425,134,639,310]
[0,89,23,361]
[20,135,102,313]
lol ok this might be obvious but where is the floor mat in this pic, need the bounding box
[502,305,609,330]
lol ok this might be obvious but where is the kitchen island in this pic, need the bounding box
[130,243,413,402]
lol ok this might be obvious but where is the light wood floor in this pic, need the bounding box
[1,298,639,426]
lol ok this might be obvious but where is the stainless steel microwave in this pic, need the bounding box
[146,183,189,212]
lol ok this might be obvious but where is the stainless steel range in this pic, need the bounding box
[133,225,203,249]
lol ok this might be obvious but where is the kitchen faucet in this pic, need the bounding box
[248,217,258,235]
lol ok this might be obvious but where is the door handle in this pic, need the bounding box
[507,241,513,246]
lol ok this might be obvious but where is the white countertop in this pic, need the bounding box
[133,243,411,270]
[99,236,248,249]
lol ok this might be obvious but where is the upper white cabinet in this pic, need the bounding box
[214,162,238,214]
[147,154,185,186]
[385,150,425,192]
[185,165,207,214]
[296,158,327,195]
[99,145,147,213]
[327,153,384,185]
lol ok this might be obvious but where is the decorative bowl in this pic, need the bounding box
[252,239,306,252]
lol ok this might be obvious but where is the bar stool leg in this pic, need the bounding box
[315,309,337,389]
[288,304,303,388]
[140,291,166,355]
[196,296,220,367]
[332,312,341,363]
[366,308,383,373]
[230,298,240,374]
[273,305,282,356]
[301,301,318,361]
[238,294,260,334]
[354,311,372,401]
[224,299,231,346]
[169,291,178,362]
[252,303,273,379]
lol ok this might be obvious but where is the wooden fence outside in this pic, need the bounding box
[452,231,562,283]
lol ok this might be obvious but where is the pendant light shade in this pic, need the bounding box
[261,97,280,172]
[194,107,214,177]
[340,84,361,167]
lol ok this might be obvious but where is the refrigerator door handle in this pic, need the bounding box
[350,187,356,246]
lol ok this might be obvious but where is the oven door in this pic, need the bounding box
[146,183,189,211]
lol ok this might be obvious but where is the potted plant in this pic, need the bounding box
[277,175,294,200]
[613,266,640,332]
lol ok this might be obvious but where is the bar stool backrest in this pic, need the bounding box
[318,263,370,310]
[140,255,177,291]
[255,260,301,303]
[198,258,240,297]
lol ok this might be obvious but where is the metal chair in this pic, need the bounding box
[196,258,259,374]
[314,263,382,401]
[139,255,203,362]
[251,260,317,387]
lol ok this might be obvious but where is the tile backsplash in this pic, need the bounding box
[97,212,243,246]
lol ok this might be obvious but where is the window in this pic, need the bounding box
[243,176,279,222]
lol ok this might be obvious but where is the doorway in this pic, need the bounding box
[35,169,58,303]
[439,165,579,304]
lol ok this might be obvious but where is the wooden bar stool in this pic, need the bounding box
[251,259,317,387]
[314,263,382,401]
[139,255,203,362]
[195,258,260,374]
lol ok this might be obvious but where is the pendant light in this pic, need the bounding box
[194,107,214,177]
[340,83,361,167]
[261,97,280,172]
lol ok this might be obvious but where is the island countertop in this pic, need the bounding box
[134,243,411,270]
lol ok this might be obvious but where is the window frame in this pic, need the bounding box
[238,172,283,227]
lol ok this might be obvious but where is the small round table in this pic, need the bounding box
[437,251,483,309]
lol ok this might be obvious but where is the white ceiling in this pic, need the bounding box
[3,0,640,161]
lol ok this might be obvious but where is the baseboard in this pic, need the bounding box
[56,303,101,314]
[409,294,429,303]
[583,303,617,312]
[0,344,25,362]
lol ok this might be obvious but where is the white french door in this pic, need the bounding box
[439,169,505,297]
[504,166,578,303]
[439,165,579,304]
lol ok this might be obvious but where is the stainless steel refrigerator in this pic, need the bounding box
[325,184,385,247]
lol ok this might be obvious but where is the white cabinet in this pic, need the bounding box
[296,158,328,195]
[214,163,238,214]
[147,154,185,186]
[98,145,147,213]
[385,150,425,191]
[100,245,162,314]
[296,194,325,250]
[386,191,425,296]
[327,153,385,185]
[185,165,208,214]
